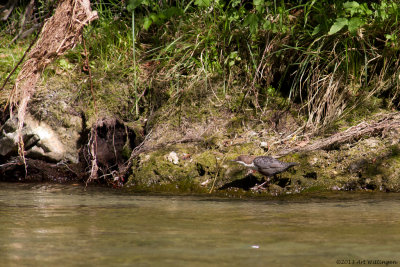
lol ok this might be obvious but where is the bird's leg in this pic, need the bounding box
[251,176,270,191]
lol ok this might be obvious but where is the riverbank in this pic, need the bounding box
[1,1,400,196]
[1,77,400,196]
[1,37,400,195]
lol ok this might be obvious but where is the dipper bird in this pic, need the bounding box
[233,155,297,189]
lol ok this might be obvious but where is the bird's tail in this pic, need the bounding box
[288,162,298,167]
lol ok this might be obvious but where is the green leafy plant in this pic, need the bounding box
[16,0,399,132]
[328,1,400,35]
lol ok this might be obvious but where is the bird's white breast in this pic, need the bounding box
[236,161,257,170]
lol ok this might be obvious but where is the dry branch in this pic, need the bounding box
[276,112,400,157]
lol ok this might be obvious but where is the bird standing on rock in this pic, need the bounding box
[232,155,298,189]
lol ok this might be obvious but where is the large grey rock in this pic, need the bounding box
[0,113,81,163]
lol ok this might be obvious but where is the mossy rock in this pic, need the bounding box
[126,134,400,194]
[129,151,198,186]
[193,150,219,174]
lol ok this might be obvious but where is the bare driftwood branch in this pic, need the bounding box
[276,112,400,157]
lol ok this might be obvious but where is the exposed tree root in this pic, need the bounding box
[84,118,141,186]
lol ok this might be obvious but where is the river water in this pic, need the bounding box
[1,183,400,266]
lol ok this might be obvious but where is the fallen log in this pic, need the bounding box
[276,112,400,157]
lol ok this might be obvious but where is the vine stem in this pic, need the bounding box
[83,37,99,184]
[132,11,139,116]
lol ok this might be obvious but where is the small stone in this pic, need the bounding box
[200,179,210,186]
[364,138,380,148]
[167,151,179,164]
[310,157,318,165]
[249,131,257,136]
[260,141,268,148]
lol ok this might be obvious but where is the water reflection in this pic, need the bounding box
[1,183,400,266]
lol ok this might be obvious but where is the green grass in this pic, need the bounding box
[2,0,400,130]
[0,35,33,104]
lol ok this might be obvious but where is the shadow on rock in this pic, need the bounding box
[0,158,81,183]
[219,174,261,191]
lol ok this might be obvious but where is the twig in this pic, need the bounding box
[1,0,58,104]
[1,28,40,112]
[83,37,99,185]
[209,154,226,193]
[0,161,18,169]
[271,123,306,146]
[118,129,153,178]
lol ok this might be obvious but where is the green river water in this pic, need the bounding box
[1,182,400,266]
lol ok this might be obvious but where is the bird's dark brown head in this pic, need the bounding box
[233,155,256,165]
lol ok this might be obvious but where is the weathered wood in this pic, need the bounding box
[276,112,400,157]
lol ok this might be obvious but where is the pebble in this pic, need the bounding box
[167,151,179,164]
